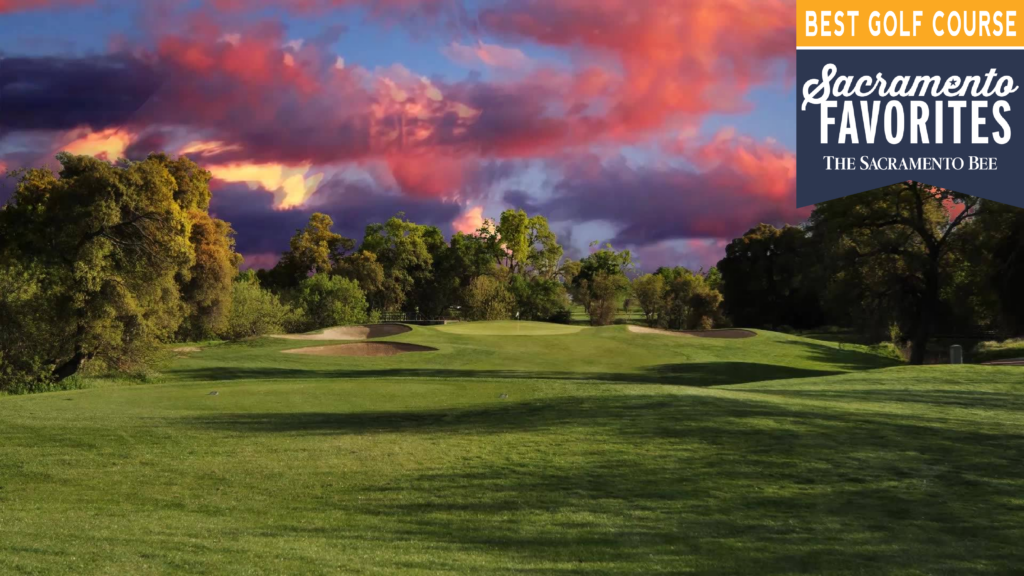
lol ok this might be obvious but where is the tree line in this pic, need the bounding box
[1,155,1022,393]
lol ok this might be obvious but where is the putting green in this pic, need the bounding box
[435,320,585,335]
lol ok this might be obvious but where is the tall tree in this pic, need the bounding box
[0,153,194,383]
[632,274,667,327]
[267,213,354,288]
[964,201,1024,335]
[808,182,979,364]
[335,250,386,310]
[569,243,633,316]
[483,209,564,277]
[716,224,825,330]
[360,213,436,314]
[177,211,242,340]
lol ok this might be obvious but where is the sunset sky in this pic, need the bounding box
[0,0,803,272]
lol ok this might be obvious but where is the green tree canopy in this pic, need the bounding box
[0,153,195,383]
[296,274,368,330]
[716,224,825,330]
[808,182,979,364]
[267,213,355,288]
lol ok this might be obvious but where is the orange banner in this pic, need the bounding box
[797,1,1022,47]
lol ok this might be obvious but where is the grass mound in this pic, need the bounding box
[627,326,757,339]
[272,324,412,341]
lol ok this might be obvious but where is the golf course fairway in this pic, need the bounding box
[2,322,1022,574]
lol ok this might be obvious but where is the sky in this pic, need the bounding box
[0,0,806,272]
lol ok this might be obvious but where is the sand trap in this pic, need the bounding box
[282,342,436,357]
[273,324,412,341]
[627,326,756,339]
[171,346,202,353]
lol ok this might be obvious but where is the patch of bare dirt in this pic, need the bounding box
[273,324,412,341]
[281,342,436,357]
[627,326,756,339]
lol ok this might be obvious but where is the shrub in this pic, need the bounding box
[510,275,569,321]
[547,308,573,325]
[464,275,515,320]
[867,342,907,362]
[221,275,301,340]
[296,274,369,330]
[974,338,1024,363]
[588,272,628,326]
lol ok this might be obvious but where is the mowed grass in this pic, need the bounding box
[435,320,584,336]
[1,323,1023,575]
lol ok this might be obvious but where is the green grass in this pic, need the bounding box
[435,320,585,336]
[975,338,1024,363]
[2,323,1022,574]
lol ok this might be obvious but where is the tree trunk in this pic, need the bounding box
[909,258,941,365]
[53,350,89,382]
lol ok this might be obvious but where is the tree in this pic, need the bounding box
[717,224,825,330]
[663,271,701,330]
[360,214,436,314]
[481,209,564,277]
[704,267,723,292]
[147,153,213,211]
[509,274,570,321]
[177,211,241,341]
[808,182,979,364]
[267,213,355,288]
[0,153,195,382]
[0,260,62,392]
[335,250,386,309]
[588,272,629,326]
[296,274,368,330]
[632,274,667,327]
[464,274,515,321]
[570,243,633,320]
[688,284,724,330]
[966,202,1024,336]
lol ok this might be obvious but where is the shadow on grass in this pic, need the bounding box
[170,362,843,387]
[756,389,1024,411]
[779,338,902,370]
[181,393,1024,574]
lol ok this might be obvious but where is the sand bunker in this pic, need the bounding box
[171,346,202,353]
[273,324,412,341]
[282,342,436,357]
[627,326,756,339]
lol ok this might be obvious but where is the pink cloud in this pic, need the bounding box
[240,252,281,270]
[451,205,485,235]
[443,40,532,69]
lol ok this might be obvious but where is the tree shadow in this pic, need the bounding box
[779,339,901,370]
[169,362,843,387]
[753,389,1024,411]
[178,393,1024,574]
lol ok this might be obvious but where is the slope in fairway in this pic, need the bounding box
[2,325,1022,575]
[436,320,584,335]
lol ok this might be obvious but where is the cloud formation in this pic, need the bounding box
[0,0,801,270]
